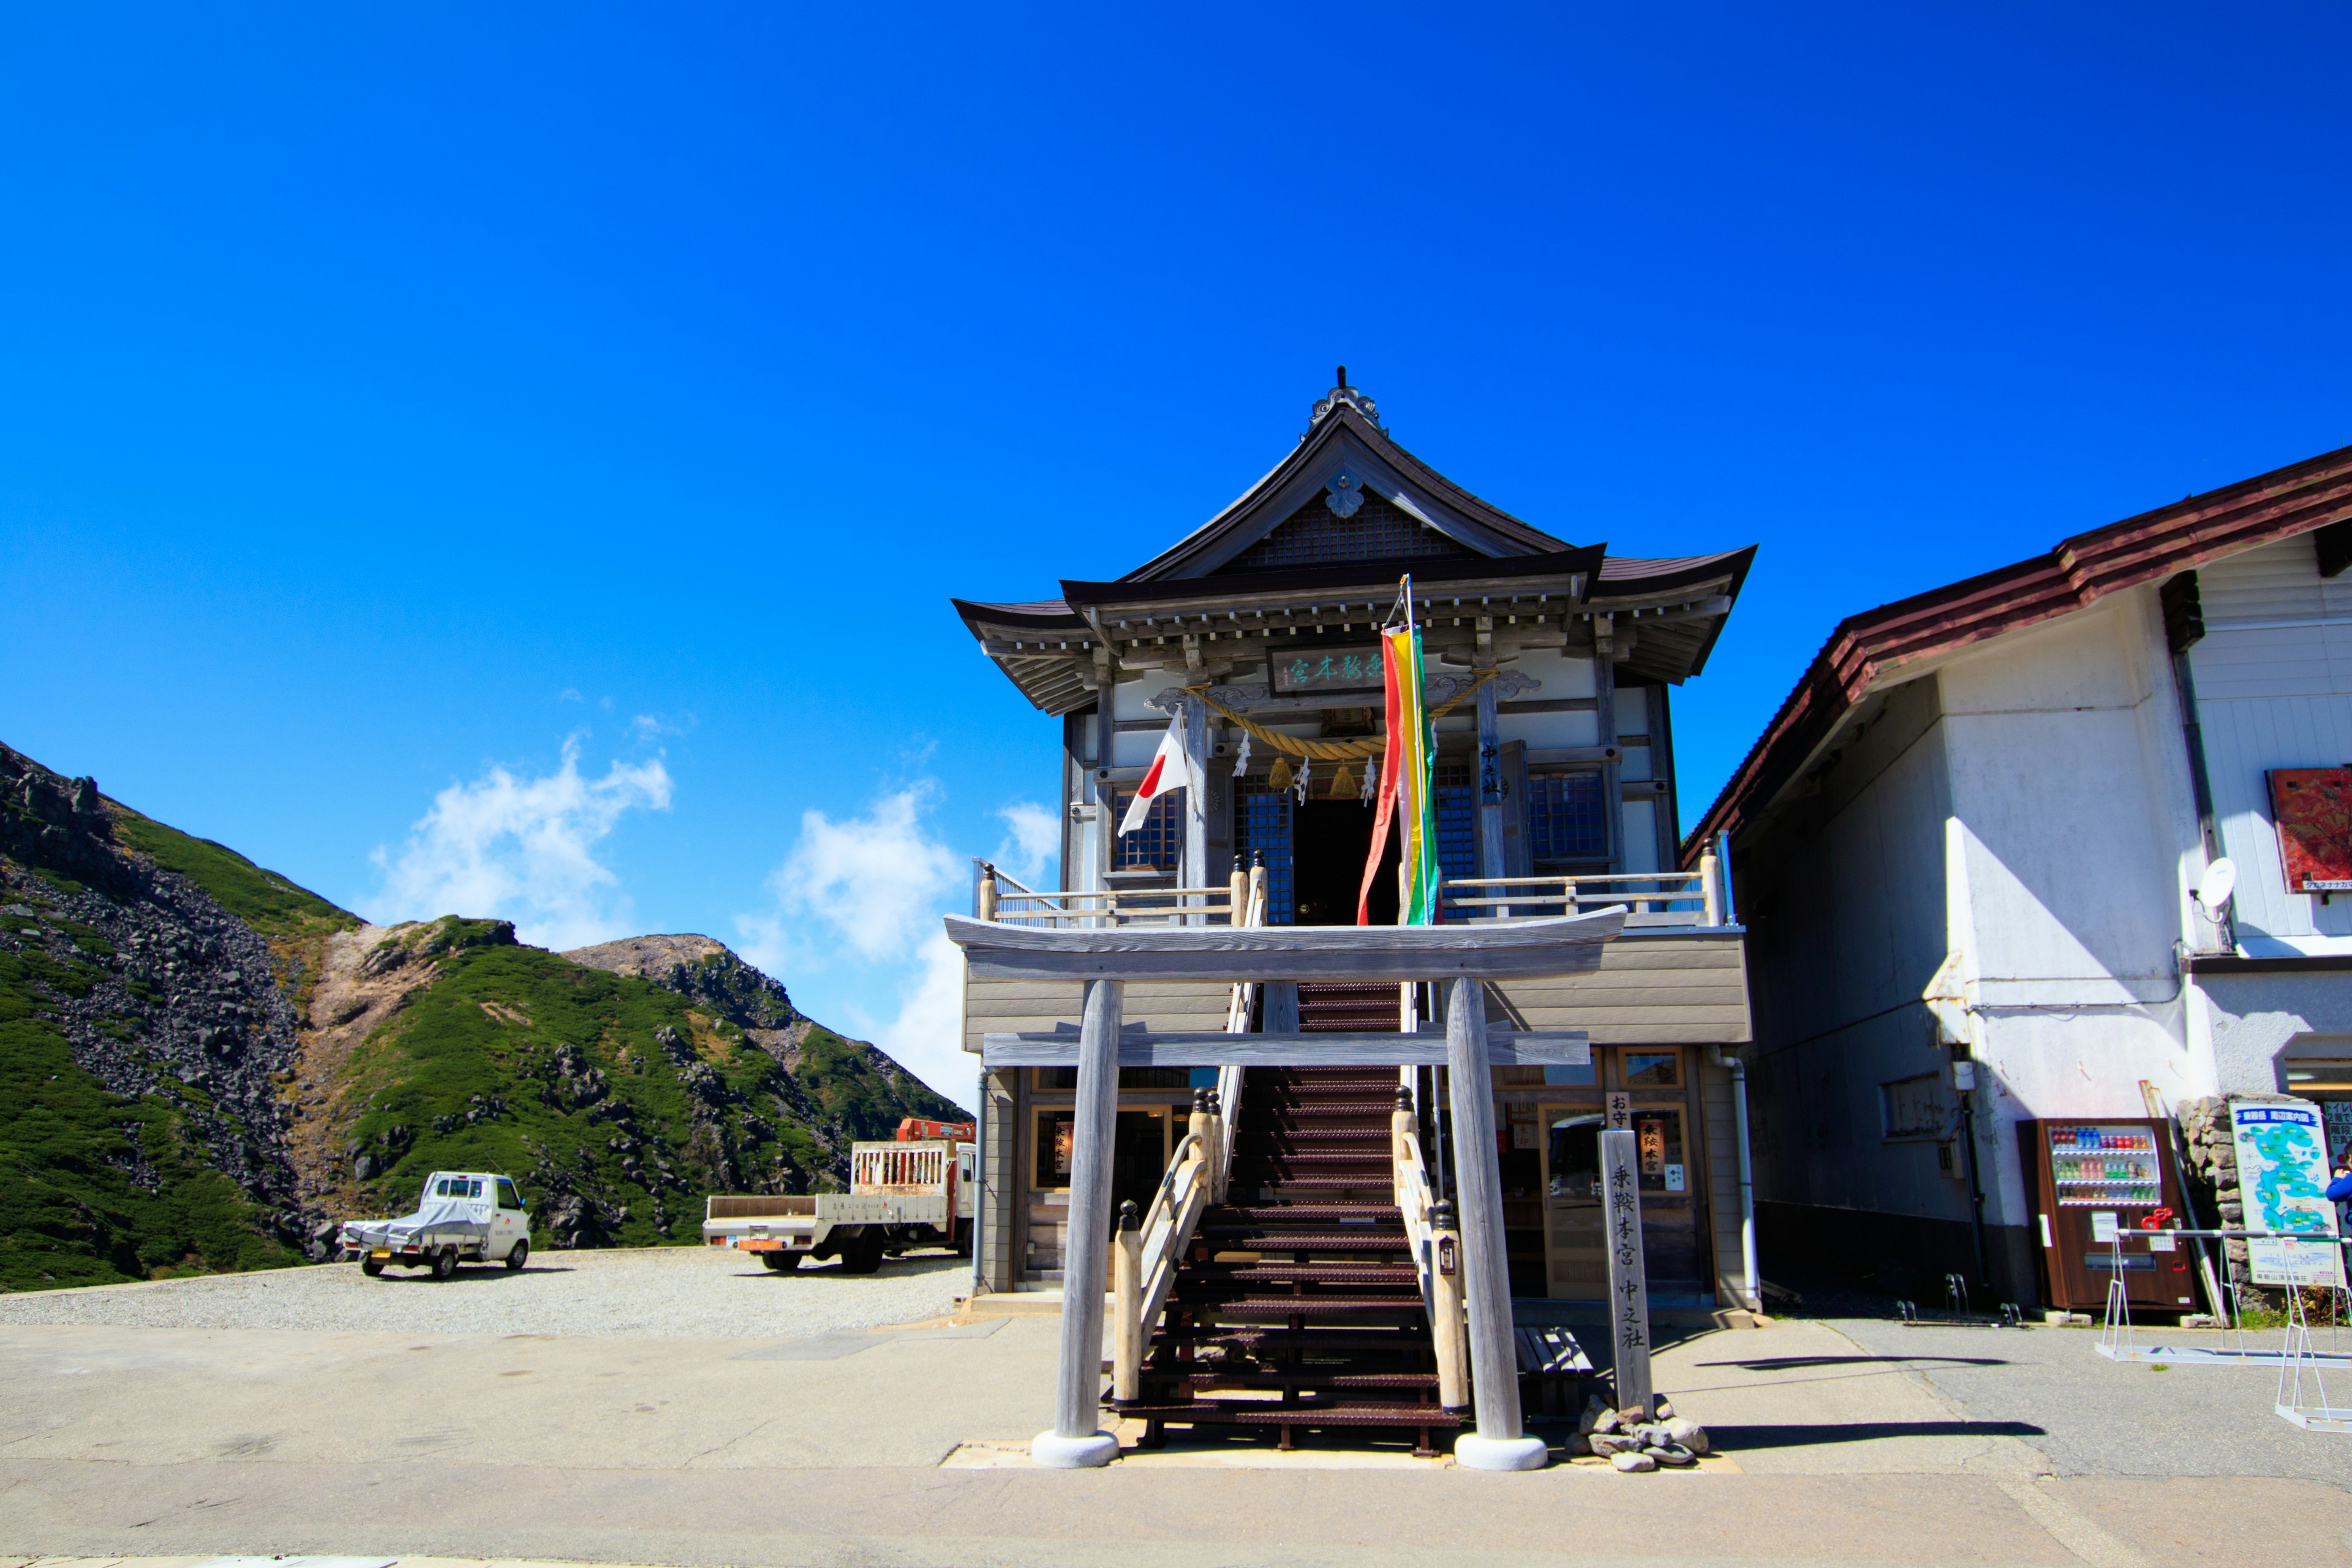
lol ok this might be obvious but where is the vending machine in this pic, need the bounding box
[2018,1118,2196,1312]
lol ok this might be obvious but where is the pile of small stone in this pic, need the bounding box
[1576,1395,1708,1472]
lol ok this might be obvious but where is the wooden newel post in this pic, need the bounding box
[1228,857,1247,927]
[1443,975,1547,1469]
[1033,977,1123,1468]
[1112,1200,1142,1404]
[1205,1088,1226,1200]
[977,863,999,923]
[1189,1088,1212,1164]
[1430,1197,1470,1411]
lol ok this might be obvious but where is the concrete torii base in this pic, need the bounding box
[1031,1430,1120,1468]
[1452,1433,1551,1471]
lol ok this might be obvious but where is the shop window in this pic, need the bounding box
[1543,1061,1598,1088]
[1880,1073,1950,1140]
[1528,768,1608,866]
[1549,1114,1604,1198]
[1633,1109,1687,1194]
[1623,1051,1679,1088]
[1036,1111,1074,1188]
[1114,791,1182,873]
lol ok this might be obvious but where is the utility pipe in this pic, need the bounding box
[971,1068,987,1299]
[1707,1043,1759,1314]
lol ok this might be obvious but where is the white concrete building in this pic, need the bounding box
[1691,447,2352,1302]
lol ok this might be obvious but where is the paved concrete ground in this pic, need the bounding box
[2,1248,2346,1567]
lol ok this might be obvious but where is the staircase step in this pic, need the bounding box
[1186,1263,1420,1286]
[1226,1176,1396,1192]
[1159,1371,1441,1392]
[1169,1292,1426,1316]
[1213,1213,1392,1232]
[1114,1403,1462,1430]
[1197,1229,1408,1251]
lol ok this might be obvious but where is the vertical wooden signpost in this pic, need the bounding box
[1600,1127,1653,1416]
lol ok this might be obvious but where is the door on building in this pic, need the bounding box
[1541,1108,1608,1299]
[1537,1048,1705,1298]
[1108,1109,1170,1236]
[1292,798,1395,925]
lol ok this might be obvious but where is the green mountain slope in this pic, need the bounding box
[1,740,966,1289]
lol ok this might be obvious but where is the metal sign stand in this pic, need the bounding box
[2278,1283,2352,1433]
[2092,1229,2351,1371]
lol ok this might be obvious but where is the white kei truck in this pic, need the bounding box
[342,1170,532,1279]
[703,1121,974,1275]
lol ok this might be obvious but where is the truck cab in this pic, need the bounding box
[342,1170,532,1279]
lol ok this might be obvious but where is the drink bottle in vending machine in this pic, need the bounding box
[2018,1118,2193,1311]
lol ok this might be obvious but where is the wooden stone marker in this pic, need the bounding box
[1599,1128,1653,1416]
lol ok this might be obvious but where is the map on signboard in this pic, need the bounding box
[2228,1099,2348,1289]
[2267,767,2352,892]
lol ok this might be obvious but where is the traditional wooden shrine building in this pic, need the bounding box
[948,374,1760,1457]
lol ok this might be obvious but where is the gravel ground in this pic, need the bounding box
[0,1246,971,1338]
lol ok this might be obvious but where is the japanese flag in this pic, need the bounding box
[1118,715,1194,835]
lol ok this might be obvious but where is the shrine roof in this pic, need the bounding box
[951,375,1757,715]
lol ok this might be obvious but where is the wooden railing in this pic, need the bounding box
[1440,846,1725,925]
[1394,1074,1469,1409]
[979,863,1243,928]
[852,1144,949,1193]
[1109,865,1263,1403]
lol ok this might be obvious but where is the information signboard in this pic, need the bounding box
[2229,1099,2348,1289]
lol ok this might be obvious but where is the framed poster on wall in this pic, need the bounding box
[2267,767,2352,892]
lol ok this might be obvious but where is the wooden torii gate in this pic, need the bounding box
[944,907,1624,1471]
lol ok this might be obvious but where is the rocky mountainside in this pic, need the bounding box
[0,741,961,1291]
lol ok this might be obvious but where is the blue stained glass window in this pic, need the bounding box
[1434,757,1478,911]
[1528,769,1608,865]
[1234,785,1295,924]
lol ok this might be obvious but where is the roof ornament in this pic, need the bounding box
[1309,365,1382,431]
[1324,464,1366,518]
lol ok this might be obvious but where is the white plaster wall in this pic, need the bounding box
[1936,594,2198,1006]
[2186,532,2352,954]
[1930,590,2213,1224]
[1111,669,1187,723]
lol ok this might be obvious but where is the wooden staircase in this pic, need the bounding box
[1113,1049,1464,1456]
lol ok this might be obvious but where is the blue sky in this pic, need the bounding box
[6,6,2350,1106]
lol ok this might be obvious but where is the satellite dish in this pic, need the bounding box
[2196,858,2238,912]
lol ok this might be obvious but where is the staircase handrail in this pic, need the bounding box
[1395,1074,1469,1409]
[1113,867,1265,1404]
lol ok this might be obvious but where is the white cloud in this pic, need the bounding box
[735,783,977,1110]
[765,786,962,963]
[875,929,978,1110]
[993,801,1058,886]
[371,737,672,951]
